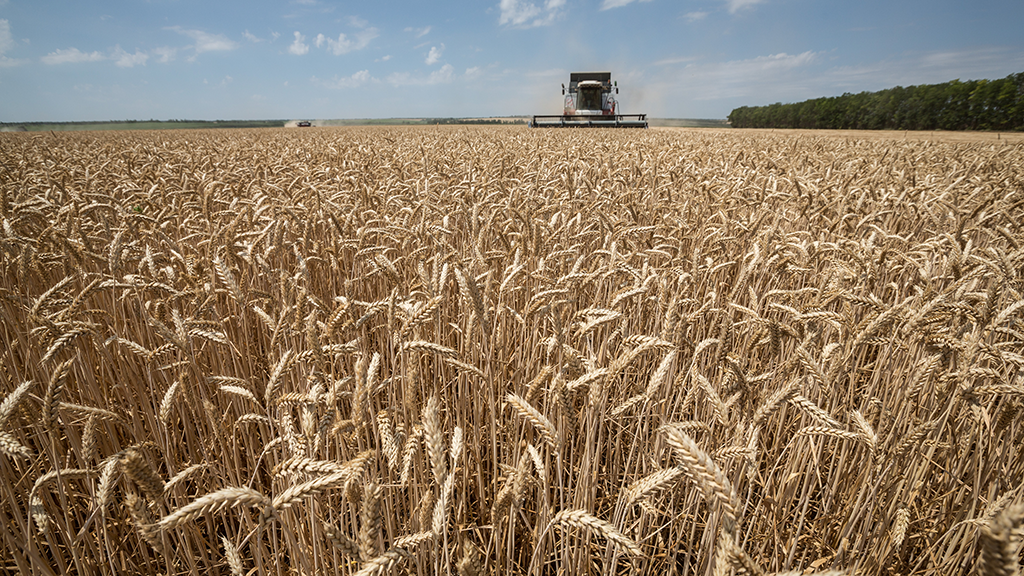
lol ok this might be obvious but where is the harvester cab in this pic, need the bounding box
[531,72,647,128]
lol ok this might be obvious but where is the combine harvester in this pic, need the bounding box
[530,72,647,128]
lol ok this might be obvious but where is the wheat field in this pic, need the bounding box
[0,126,1022,575]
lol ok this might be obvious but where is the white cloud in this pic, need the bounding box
[351,69,372,83]
[386,71,413,86]
[313,69,373,89]
[725,0,764,14]
[152,47,176,63]
[289,31,309,55]
[178,29,238,53]
[748,51,816,71]
[387,64,455,86]
[41,47,105,65]
[430,64,454,83]
[168,27,239,60]
[465,66,482,79]
[377,54,392,62]
[0,19,13,55]
[425,45,443,65]
[243,30,263,43]
[405,26,432,38]
[684,11,709,22]
[653,55,699,66]
[499,0,539,25]
[600,0,652,10]
[318,28,378,55]
[498,0,566,27]
[0,18,24,67]
[113,46,148,68]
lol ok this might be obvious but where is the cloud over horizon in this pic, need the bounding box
[725,0,766,13]
[288,31,309,55]
[0,19,13,55]
[405,26,431,38]
[498,0,566,27]
[425,45,443,65]
[387,63,454,86]
[315,28,378,56]
[0,18,23,67]
[41,47,106,65]
[167,27,239,60]
[600,0,652,10]
[312,69,372,89]
[113,46,148,68]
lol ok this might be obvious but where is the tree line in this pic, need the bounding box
[728,72,1024,131]
[425,118,527,125]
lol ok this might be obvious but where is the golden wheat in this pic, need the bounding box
[1,126,1021,575]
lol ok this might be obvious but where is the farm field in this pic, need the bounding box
[0,126,1022,576]
[1,120,288,133]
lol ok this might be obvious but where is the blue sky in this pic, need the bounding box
[1,0,1023,121]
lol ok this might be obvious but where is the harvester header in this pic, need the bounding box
[531,71,647,128]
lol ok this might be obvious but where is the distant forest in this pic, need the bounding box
[728,72,1024,131]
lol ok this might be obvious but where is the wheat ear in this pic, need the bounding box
[661,425,739,530]
[127,492,171,558]
[120,448,165,502]
[423,394,447,485]
[506,393,558,448]
[324,520,362,557]
[158,487,271,531]
[353,548,410,576]
[0,430,32,459]
[457,540,485,576]
[272,471,350,512]
[359,482,383,560]
[716,533,765,576]
[41,358,73,431]
[0,380,34,426]
[977,503,1024,576]
[624,467,686,507]
[549,508,642,556]
[891,507,910,553]
[221,535,244,576]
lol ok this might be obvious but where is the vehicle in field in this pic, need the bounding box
[297,121,312,127]
[530,72,647,128]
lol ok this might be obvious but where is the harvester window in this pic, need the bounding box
[579,88,603,111]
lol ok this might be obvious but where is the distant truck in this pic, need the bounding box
[297,121,312,127]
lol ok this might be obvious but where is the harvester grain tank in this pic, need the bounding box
[530,72,647,128]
